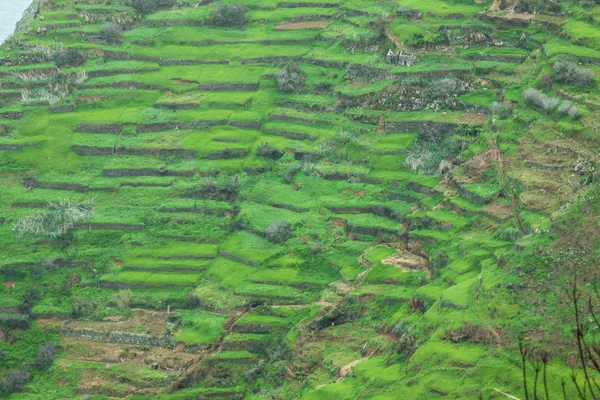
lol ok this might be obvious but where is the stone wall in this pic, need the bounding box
[71,145,197,159]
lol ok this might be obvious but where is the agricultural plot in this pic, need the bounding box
[0,0,599,398]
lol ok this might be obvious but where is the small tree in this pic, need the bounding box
[132,0,177,14]
[276,61,306,93]
[265,220,292,243]
[112,290,133,312]
[54,48,86,68]
[1,369,31,393]
[210,3,247,28]
[13,200,95,240]
[34,342,58,370]
[99,22,123,44]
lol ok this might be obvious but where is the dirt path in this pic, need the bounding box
[169,306,250,392]
[336,357,369,381]
[385,27,401,49]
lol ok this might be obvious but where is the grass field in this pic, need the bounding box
[0,0,599,398]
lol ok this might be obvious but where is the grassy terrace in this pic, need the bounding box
[0,0,599,398]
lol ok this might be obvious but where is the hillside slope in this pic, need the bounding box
[0,0,599,398]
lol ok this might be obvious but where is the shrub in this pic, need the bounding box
[186,292,200,308]
[426,76,460,100]
[489,101,513,119]
[210,3,247,28]
[54,48,86,68]
[539,72,553,90]
[558,100,581,119]
[72,296,100,318]
[308,240,323,256]
[13,200,95,239]
[34,342,58,370]
[283,165,301,184]
[257,142,283,159]
[553,57,595,87]
[494,227,523,243]
[198,177,219,198]
[276,61,306,93]
[524,88,559,114]
[1,368,31,393]
[132,0,177,14]
[112,290,133,312]
[99,22,123,44]
[404,136,460,175]
[265,220,292,243]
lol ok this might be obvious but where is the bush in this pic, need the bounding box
[558,100,581,119]
[404,136,460,175]
[524,88,559,114]
[54,48,86,68]
[308,240,323,256]
[552,57,595,87]
[186,292,200,308]
[72,296,100,318]
[276,61,306,93]
[283,164,301,184]
[34,342,58,370]
[265,220,292,243]
[1,369,31,393]
[539,72,553,90]
[426,76,460,100]
[132,0,177,14]
[112,290,133,312]
[99,22,123,44]
[257,142,283,159]
[489,101,513,119]
[198,177,219,198]
[210,3,246,28]
[494,227,523,243]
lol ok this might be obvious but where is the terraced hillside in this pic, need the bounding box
[0,0,599,398]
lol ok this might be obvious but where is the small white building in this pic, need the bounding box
[386,50,417,66]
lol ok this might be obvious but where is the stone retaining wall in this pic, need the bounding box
[49,104,76,113]
[207,149,248,160]
[62,328,175,347]
[197,82,259,91]
[220,251,258,267]
[136,119,227,133]
[153,103,200,110]
[262,128,316,141]
[71,145,197,159]
[75,123,122,134]
[269,113,331,126]
[229,120,261,129]
[384,120,461,135]
[74,223,145,231]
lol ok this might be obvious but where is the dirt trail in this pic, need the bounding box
[336,357,369,381]
[385,27,401,49]
[169,306,250,392]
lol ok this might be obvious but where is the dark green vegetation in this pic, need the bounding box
[0,0,599,398]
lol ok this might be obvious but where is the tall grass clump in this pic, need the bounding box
[13,200,95,239]
[404,136,460,175]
